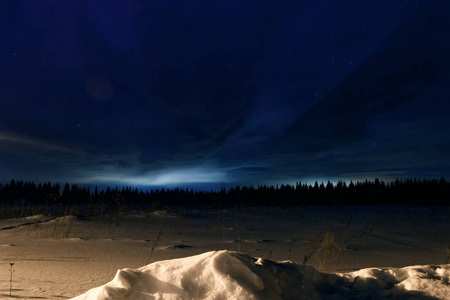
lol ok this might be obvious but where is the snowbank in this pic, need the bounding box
[72,251,450,300]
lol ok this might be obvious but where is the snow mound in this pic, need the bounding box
[23,214,47,220]
[72,251,450,300]
[150,209,182,218]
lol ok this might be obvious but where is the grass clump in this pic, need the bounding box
[303,222,342,272]
[9,263,15,297]
[446,244,450,264]
[146,229,164,265]
[318,231,341,272]
[233,218,241,252]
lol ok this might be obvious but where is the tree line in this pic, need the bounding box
[0,178,449,209]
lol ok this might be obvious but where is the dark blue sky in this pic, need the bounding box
[1,1,449,189]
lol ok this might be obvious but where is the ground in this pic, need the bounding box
[0,205,449,299]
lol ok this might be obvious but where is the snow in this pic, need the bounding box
[73,250,450,300]
[0,205,449,299]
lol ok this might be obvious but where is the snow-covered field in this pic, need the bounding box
[0,205,449,299]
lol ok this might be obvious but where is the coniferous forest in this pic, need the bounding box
[0,178,449,211]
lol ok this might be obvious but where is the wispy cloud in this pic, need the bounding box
[0,132,84,156]
[80,165,229,187]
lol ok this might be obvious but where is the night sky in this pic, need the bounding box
[1,1,449,190]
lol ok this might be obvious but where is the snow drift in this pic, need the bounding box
[73,250,450,300]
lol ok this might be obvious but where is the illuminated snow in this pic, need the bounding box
[73,251,450,300]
